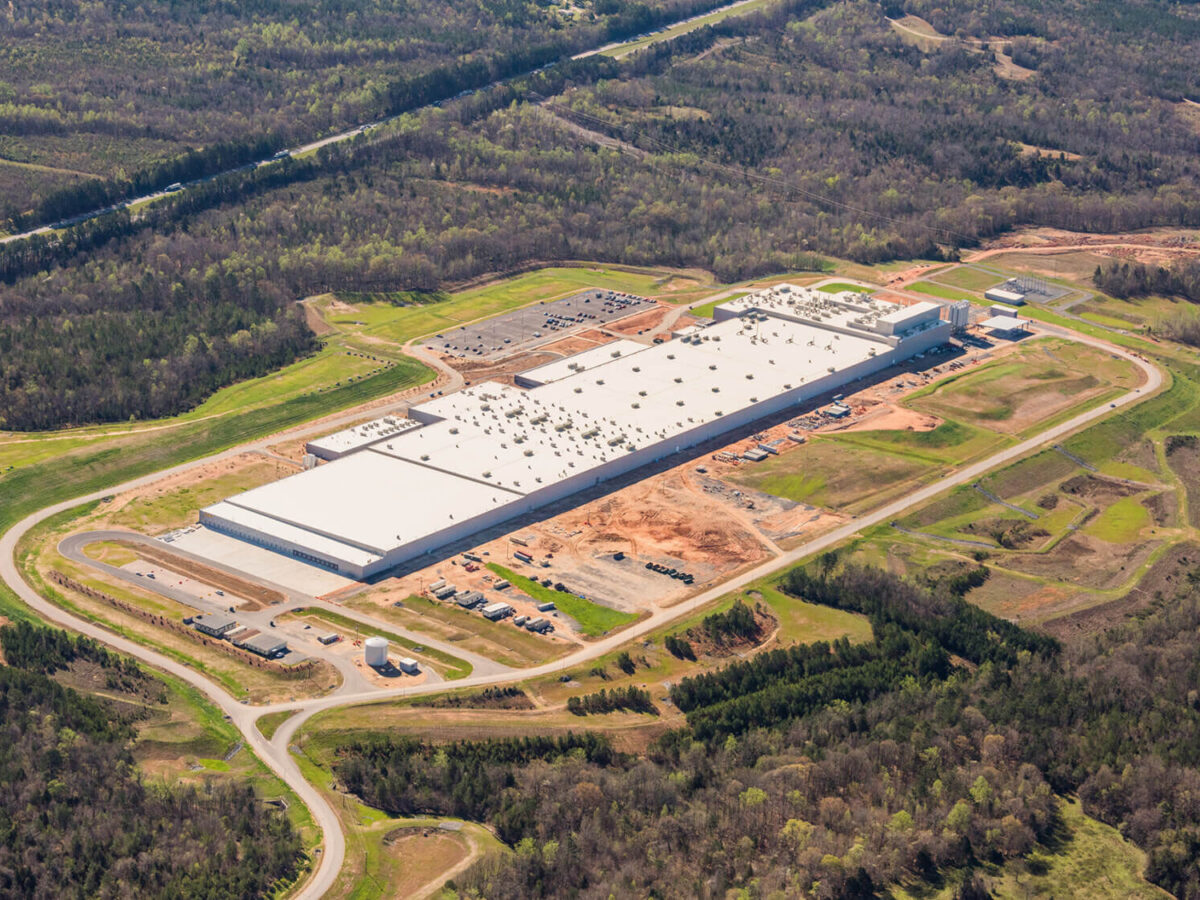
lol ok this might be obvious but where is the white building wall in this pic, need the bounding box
[353,318,949,577]
[202,288,951,581]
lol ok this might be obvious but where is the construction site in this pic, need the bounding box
[197,285,949,579]
[27,261,1149,688]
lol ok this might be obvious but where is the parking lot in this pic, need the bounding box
[430,289,655,359]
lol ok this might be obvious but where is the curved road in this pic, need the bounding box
[58,530,514,682]
[0,321,1162,898]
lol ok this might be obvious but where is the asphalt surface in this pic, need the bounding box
[435,289,654,360]
[0,321,1161,898]
[0,0,764,250]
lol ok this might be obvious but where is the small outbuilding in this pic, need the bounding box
[241,632,288,658]
[985,287,1026,306]
[192,613,237,638]
[980,315,1028,337]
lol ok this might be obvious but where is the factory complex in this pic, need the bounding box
[200,286,950,578]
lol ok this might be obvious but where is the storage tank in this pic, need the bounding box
[364,636,388,667]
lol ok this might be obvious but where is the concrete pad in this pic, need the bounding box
[168,527,354,596]
[120,561,253,609]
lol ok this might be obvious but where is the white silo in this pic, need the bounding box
[364,636,388,667]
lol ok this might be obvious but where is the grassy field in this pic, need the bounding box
[904,280,979,301]
[716,578,873,646]
[690,291,748,319]
[732,437,931,512]
[905,339,1138,436]
[328,265,709,346]
[256,709,296,741]
[106,458,290,533]
[928,266,1006,291]
[346,593,570,668]
[1083,495,1153,543]
[829,419,1007,467]
[486,563,640,637]
[815,281,872,294]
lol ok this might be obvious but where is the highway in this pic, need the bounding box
[0,0,765,249]
[0,316,1161,898]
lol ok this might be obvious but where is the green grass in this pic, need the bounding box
[108,459,287,532]
[733,439,930,512]
[136,670,320,862]
[1083,496,1152,543]
[285,608,472,679]
[339,266,674,346]
[905,280,979,301]
[257,710,296,741]
[829,420,1006,467]
[815,282,873,294]
[1064,369,1197,464]
[903,339,1138,436]
[928,266,1006,291]
[982,448,1082,500]
[486,563,639,637]
[742,580,873,645]
[691,291,748,319]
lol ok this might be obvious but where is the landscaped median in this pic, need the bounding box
[486,562,640,637]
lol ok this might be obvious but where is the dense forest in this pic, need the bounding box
[0,0,729,224]
[6,0,1200,430]
[1095,258,1200,304]
[0,623,305,898]
[336,561,1200,898]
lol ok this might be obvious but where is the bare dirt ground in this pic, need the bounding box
[1042,543,1200,641]
[300,298,338,336]
[839,404,941,434]
[1001,534,1161,590]
[966,227,1200,263]
[1165,438,1200,527]
[439,349,556,383]
[375,455,799,619]
[605,305,673,336]
[993,49,1036,81]
[536,333,609,356]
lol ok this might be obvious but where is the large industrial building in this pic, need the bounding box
[200,286,949,578]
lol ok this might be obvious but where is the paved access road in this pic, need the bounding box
[0,0,766,250]
[0,322,1161,899]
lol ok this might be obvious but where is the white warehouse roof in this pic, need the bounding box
[306,415,422,459]
[515,339,649,386]
[202,284,949,577]
[209,450,522,558]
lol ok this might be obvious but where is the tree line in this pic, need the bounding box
[0,623,304,898]
[6,0,1200,431]
[567,685,657,715]
[422,558,1200,897]
[1095,258,1200,304]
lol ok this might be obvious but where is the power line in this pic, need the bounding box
[530,93,978,245]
